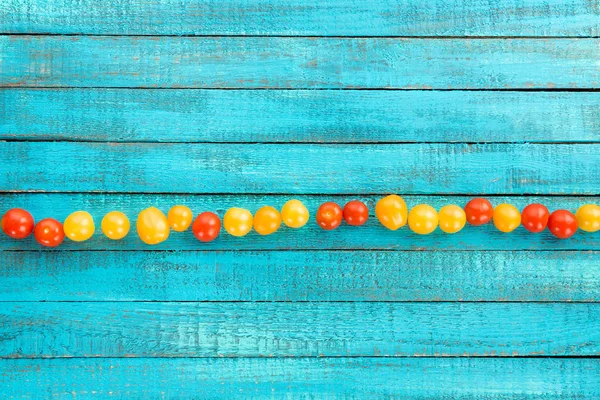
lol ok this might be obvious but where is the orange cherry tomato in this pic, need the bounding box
[224,207,253,237]
[64,211,95,242]
[521,204,549,233]
[1,208,34,239]
[408,204,438,235]
[464,198,493,226]
[168,205,193,232]
[192,212,221,242]
[438,204,466,234]
[101,211,130,240]
[576,204,600,233]
[375,195,407,230]
[137,207,170,245]
[547,210,578,239]
[253,206,281,236]
[34,218,65,247]
[343,200,369,226]
[281,200,310,229]
[316,202,343,230]
[493,204,521,233]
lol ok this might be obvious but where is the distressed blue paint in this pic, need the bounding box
[2,37,600,89]
[2,358,599,399]
[2,142,599,194]
[2,0,599,36]
[3,89,600,143]
[1,194,599,251]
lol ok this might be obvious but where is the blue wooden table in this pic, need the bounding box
[1,0,600,398]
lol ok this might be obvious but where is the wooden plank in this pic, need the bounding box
[2,142,600,194]
[1,0,599,37]
[1,250,599,302]
[2,358,599,399]
[2,194,599,251]
[3,89,600,143]
[2,302,599,357]
[2,36,599,89]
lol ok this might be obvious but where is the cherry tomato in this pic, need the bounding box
[493,204,521,233]
[281,200,309,229]
[168,205,193,232]
[408,204,438,235]
[101,211,130,240]
[438,204,466,234]
[316,202,343,231]
[192,212,221,242]
[547,210,578,239]
[576,204,600,233]
[464,198,493,226]
[64,211,95,242]
[34,218,65,247]
[375,195,407,231]
[343,200,369,226]
[1,208,34,239]
[137,207,170,245]
[224,207,253,237]
[520,204,549,233]
[253,206,281,236]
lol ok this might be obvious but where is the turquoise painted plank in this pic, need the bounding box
[1,143,599,194]
[2,194,599,250]
[2,37,599,89]
[2,0,599,36]
[2,358,599,399]
[2,302,598,357]
[3,89,600,143]
[1,250,599,302]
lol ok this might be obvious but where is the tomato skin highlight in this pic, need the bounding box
[137,207,170,245]
[192,212,221,242]
[1,208,35,239]
[547,210,578,239]
[576,204,600,233]
[408,204,438,235]
[253,206,281,236]
[102,211,130,240]
[64,211,95,242]
[316,202,343,230]
[224,207,253,237]
[168,205,193,232]
[343,201,369,226]
[281,200,310,229]
[493,204,521,233]
[438,204,466,234]
[375,195,408,230]
[520,204,549,233]
[464,198,493,226]
[34,218,65,247]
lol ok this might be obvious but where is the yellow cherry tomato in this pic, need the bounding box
[281,199,309,228]
[101,211,130,240]
[64,211,95,242]
[137,207,170,245]
[253,206,281,235]
[224,207,253,237]
[576,204,600,232]
[167,205,193,232]
[408,204,439,235]
[438,205,467,234]
[375,195,407,230]
[493,204,521,233]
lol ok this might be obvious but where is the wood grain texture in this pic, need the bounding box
[2,302,599,357]
[2,36,599,89]
[2,194,599,250]
[1,0,599,36]
[2,358,599,399]
[2,142,600,194]
[1,250,599,302]
[3,89,600,143]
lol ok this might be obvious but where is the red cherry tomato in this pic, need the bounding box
[547,210,578,239]
[521,204,549,233]
[34,218,65,247]
[464,198,493,226]
[343,200,369,226]
[1,208,35,239]
[192,212,221,242]
[316,202,343,230]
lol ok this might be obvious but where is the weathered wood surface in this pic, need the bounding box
[1,250,598,302]
[2,0,599,37]
[3,89,600,143]
[2,358,599,399]
[2,37,599,89]
[2,142,599,194]
[2,302,598,357]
